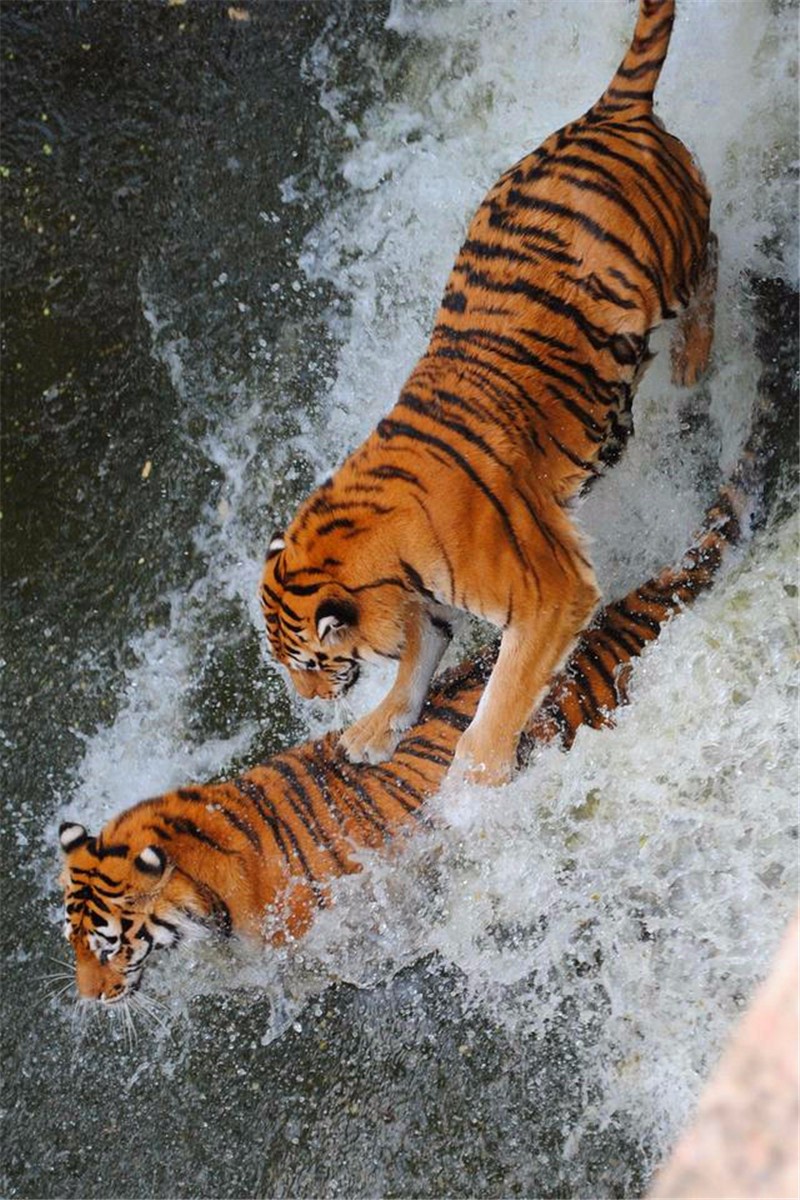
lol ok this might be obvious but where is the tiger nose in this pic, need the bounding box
[74,943,126,1001]
[100,980,127,1003]
[75,955,107,1000]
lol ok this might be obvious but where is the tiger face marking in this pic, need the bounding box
[58,822,204,1003]
[261,546,364,700]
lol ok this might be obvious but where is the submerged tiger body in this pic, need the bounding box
[59,472,748,1002]
[261,0,717,784]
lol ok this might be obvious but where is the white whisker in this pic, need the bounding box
[47,954,75,969]
[42,980,76,1006]
[130,992,172,1037]
[113,1000,137,1051]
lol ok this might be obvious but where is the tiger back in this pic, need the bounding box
[261,0,717,785]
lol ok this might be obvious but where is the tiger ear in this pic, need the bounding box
[59,822,89,853]
[315,596,358,642]
[266,531,286,560]
[133,845,167,877]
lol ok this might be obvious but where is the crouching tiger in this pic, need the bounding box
[59,468,750,1003]
[261,0,717,784]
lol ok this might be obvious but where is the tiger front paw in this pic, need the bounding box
[339,705,411,765]
[450,726,517,787]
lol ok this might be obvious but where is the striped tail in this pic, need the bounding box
[526,443,761,754]
[599,0,676,110]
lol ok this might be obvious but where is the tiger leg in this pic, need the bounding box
[340,607,450,764]
[670,232,719,388]
[452,569,600,786]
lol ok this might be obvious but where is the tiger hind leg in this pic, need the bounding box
[670,232,719,388]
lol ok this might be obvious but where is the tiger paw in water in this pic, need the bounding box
[339,702,413,764]
[450,726,517,788]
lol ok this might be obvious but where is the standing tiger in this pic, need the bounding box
[261,0,717,784]
[58,464,751,1003]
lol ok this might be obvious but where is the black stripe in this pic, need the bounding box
[603,117,708,208]
[270,757,335,840]
[614,599,664,639]
[615,52,668,82]
[480,216,582,267]
[547,430,601,475]
[454,265,647,388]
[632,584,681,614]
[177,788,204,803]
[408,493,457,603]
[366,464,428,491]
[572,641,622,703]
[282,580,326,598]
[163,816,236,855]
[542,163,674,285]
[461,233,581,272]
[145,823,173,841]
[183,874,232,937]
[565,135,685,254]
[216,801,263,853]
[317,753,393,837]
[435,320,573,374]
[317,517,357,536]
[560,269,639,312]
[533,698,574,748]
[606,87,657,102]
[366,765,426,814]
[149,915,179,934]
[234,778,297,868]
[428,343,539,427]
[441,288,467,312]
[598,619,645,657]
[377,416,527,565]
[396,393,557,564]
[395,736,451,768]
[418,343,540,428]
[70,866,124,890]
[565,660,603,727]
[70,877,123,901]
[178,789,262,855]
[500,193,670,318]
[70,889,111,913]
[93,842,129,860]
[350,575,410,594]
[400,559,438,603]
[284,756,367,871]
[417,702,472,732]
[293,750,372,859]
[547,383,606,439]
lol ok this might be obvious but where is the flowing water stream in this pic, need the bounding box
[1,1,797,1196]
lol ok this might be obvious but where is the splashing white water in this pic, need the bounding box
[65,0,797,1169]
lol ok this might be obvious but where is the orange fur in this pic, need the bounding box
[261,0,716,783]
[60,474,746,1002]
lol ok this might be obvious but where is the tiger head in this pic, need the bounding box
[58,821,208,1003]
[260,532,366,701]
